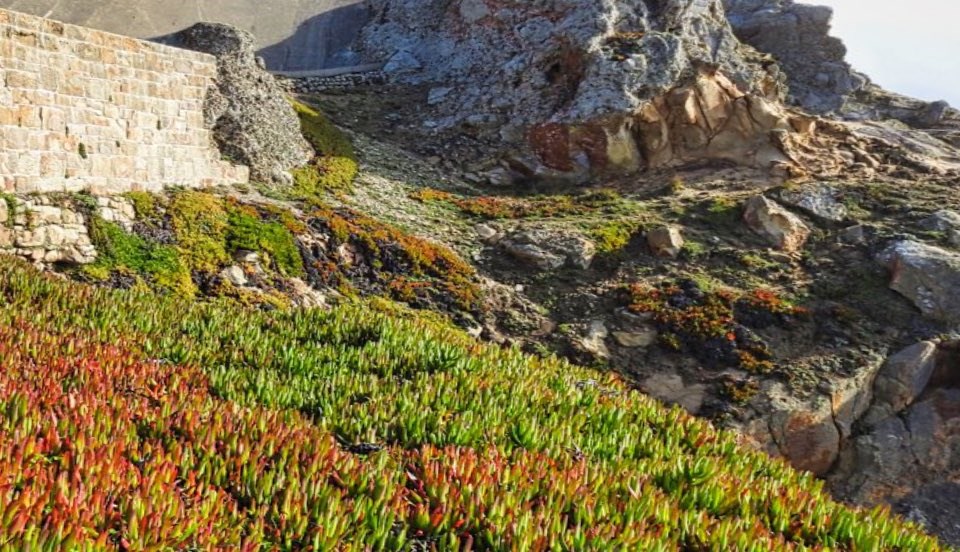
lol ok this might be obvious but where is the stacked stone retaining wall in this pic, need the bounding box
[0,8,248,197]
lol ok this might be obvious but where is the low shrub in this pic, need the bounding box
[0,259,940,550]
[627,279,808,373]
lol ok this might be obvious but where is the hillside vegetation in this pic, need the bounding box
[0,258,942,550]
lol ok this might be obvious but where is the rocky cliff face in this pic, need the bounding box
[360,0,814,179]
[356,0,960,183]
[723,0,866,113]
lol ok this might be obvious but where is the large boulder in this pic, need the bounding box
[863,341,940,427]
[879,240,960,323]
[829,341,960,545]
[832,389,960,509]
[359,0,809,178]
[159,23,312,185]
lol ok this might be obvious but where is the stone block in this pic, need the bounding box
[14,153,41,176]
[5,70,38,89]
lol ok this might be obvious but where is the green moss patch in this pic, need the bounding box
[169,191,230,274]
[84,216,196,296]
[291,100,359,199]
[225,199,304,277]
[589,218,643,254]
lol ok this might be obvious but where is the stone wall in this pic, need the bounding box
[0,0,370,72]
[0,8,248,196]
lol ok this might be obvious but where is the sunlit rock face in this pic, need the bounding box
[359,0,817,178]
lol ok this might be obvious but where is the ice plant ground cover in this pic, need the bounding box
[0,257,944,550]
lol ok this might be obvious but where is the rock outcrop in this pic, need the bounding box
[160,23,312,186]
[723,0,866,113]
[360,0,818,178]
[879,240,960,324]
[831,341,960,517]
[500,227,596,271]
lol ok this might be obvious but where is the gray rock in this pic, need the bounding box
[837,224,873,245]
[501,227,596,271]
[612,327,658,348]
[920,210,960,233]
[879,240,960,323]
[863,341,939,427]
[743,195,811,252]
[825,351,885,440]
[485,168,517,187]
[220,265,248,287]
[474,223,501,243]
[921,100,951,127]
[894,482,960,548]
[834,415,913,500]
[920,210,960,247]
[832,389,960,515]
[640,372,707,415]
[647,226,685,258]
[161,23,312,186]
[579,320,610,360]
[779,183,849,222]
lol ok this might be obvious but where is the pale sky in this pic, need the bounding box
[815,0,960,106]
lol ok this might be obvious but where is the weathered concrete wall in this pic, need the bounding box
[0,0,370,71]
[0,8,248,195]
